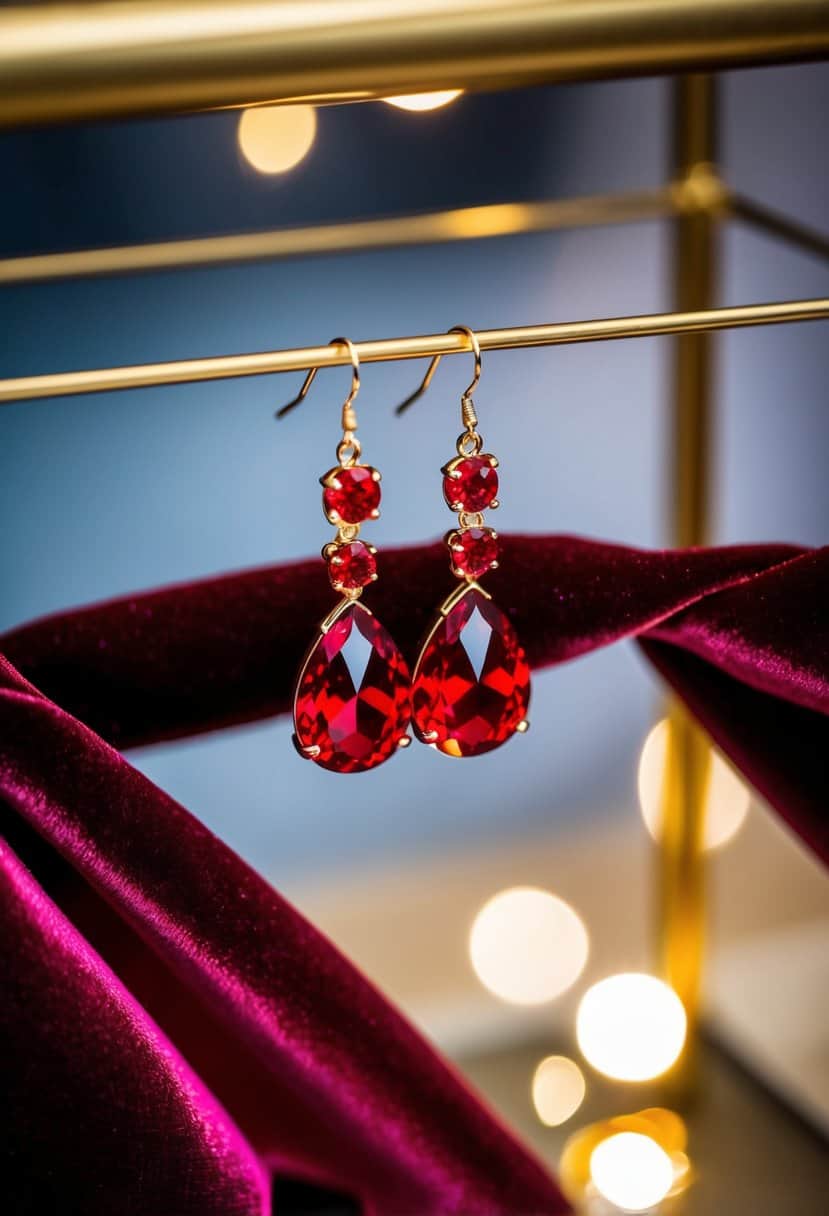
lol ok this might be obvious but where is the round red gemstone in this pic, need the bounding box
[450,527,499,579]
[412,587,530,757]
[328,541,377,591]
[443,456,498,513]
[294,603,411,773]
[322,465,381,524]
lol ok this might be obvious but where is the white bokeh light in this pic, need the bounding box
[384,90,463,111]
[576,974,687,1082]
[531,1056,586,1127]
[469,886,589,1005]
[638,718,750,851]
[237,104,317,174]
[590,1132,674,1212]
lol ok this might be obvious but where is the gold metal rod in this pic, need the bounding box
[671,75,718,552]
[660,73,718,1074]
[728,191,829,263]
[1,298,826,405]
[0,189,675,287]
[2,0,828,129]
[4,182,827,288]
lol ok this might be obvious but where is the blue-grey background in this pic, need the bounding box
[1,67,827,891]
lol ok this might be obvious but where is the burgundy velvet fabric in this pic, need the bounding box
[0,645,565,1216]
[2,534,827,1216]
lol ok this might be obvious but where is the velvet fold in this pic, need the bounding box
[0,646,564,1215]
[2,534,827,1215]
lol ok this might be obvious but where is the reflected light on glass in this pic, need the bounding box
[237,104,317,174]
[590,1132,674,1213]
[576,974,687,1082]
[638,718,750,850]
[469,886,589,1005]
[532,1056,586,1127]
[384,90,463,111]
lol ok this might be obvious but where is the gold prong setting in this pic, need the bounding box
[445,523,500,582]
[293,734,322,761]
[321,463,382,528]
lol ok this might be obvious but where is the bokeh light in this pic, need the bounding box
[576,974,687,1081]
[469,886,589,1005]
[559,1108,690,1206]
[590,1132,674,1212]
[384,90,463,111]
[237,104,317,174]
[531,1056,586,1127]
[638,718,750,850]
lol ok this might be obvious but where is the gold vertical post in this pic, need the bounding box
[660,75,718,1063]
[672,74,717,550]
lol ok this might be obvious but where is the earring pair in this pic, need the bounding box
[278,330,530,774]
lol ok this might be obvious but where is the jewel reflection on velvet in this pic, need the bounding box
[412,586,531,757]
[294,601,411,773]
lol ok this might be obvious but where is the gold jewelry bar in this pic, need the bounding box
[4,182,827,288]
[0,189,674,286]
[2,0,828,129]
[1,298,826,405]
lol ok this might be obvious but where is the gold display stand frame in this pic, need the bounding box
[2,1,828,1077]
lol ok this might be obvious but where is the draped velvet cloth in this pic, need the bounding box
[1,535,827,1215]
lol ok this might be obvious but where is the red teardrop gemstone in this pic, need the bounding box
[294,603,411,773]
[412,588,530,757]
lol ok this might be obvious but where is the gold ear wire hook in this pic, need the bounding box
[395,326,482,424]
[276,336,361,435]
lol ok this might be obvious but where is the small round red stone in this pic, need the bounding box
[322,465,381,524]
[328,540,377,591]
[450,527,499,579]
[443,455,499,513]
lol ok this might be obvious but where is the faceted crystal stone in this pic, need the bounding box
[443,456,499,513]
[450,527,499,579]
[412,587,530,757]
[294,602,411,772]
[328,540,377,591]
[322,465,381,524]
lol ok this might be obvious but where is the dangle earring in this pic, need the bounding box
[277,338,411,773]
[397,327,530,757]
